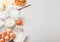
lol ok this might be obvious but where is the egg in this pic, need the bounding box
[0,39,4,42]
[16,19,23,25]
[2,31,7,36]
[2,35,5,39]
[5,36,10,41]
[0,34,2,39]
[7,29,13,35]
[10,32,16,39]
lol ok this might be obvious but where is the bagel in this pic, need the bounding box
[15,0,26,6]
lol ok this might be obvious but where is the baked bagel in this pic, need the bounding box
[15,0,26,6]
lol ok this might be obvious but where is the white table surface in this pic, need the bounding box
[20,0,60,42]
[0,0,60,42]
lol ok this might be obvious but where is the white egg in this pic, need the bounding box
[5,19,16,27]
[0,11,9,20]
[10,9,20,20]
[0,20,4,27]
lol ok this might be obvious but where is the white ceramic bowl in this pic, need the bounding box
[4,18,16,28]
[9,9,20,20]
[0,11,9,20]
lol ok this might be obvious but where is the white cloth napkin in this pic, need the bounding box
[14,33,27,42]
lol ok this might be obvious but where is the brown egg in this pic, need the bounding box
[16,19,23,25]
[7,29,13,35]
[0,39,4,42]
[2,35,5,39]
[5,36,10,41]
[10,32,16,39]
[0,34,2,39]
[2,31,7,36]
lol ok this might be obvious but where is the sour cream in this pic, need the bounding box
[5,19,16,27]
